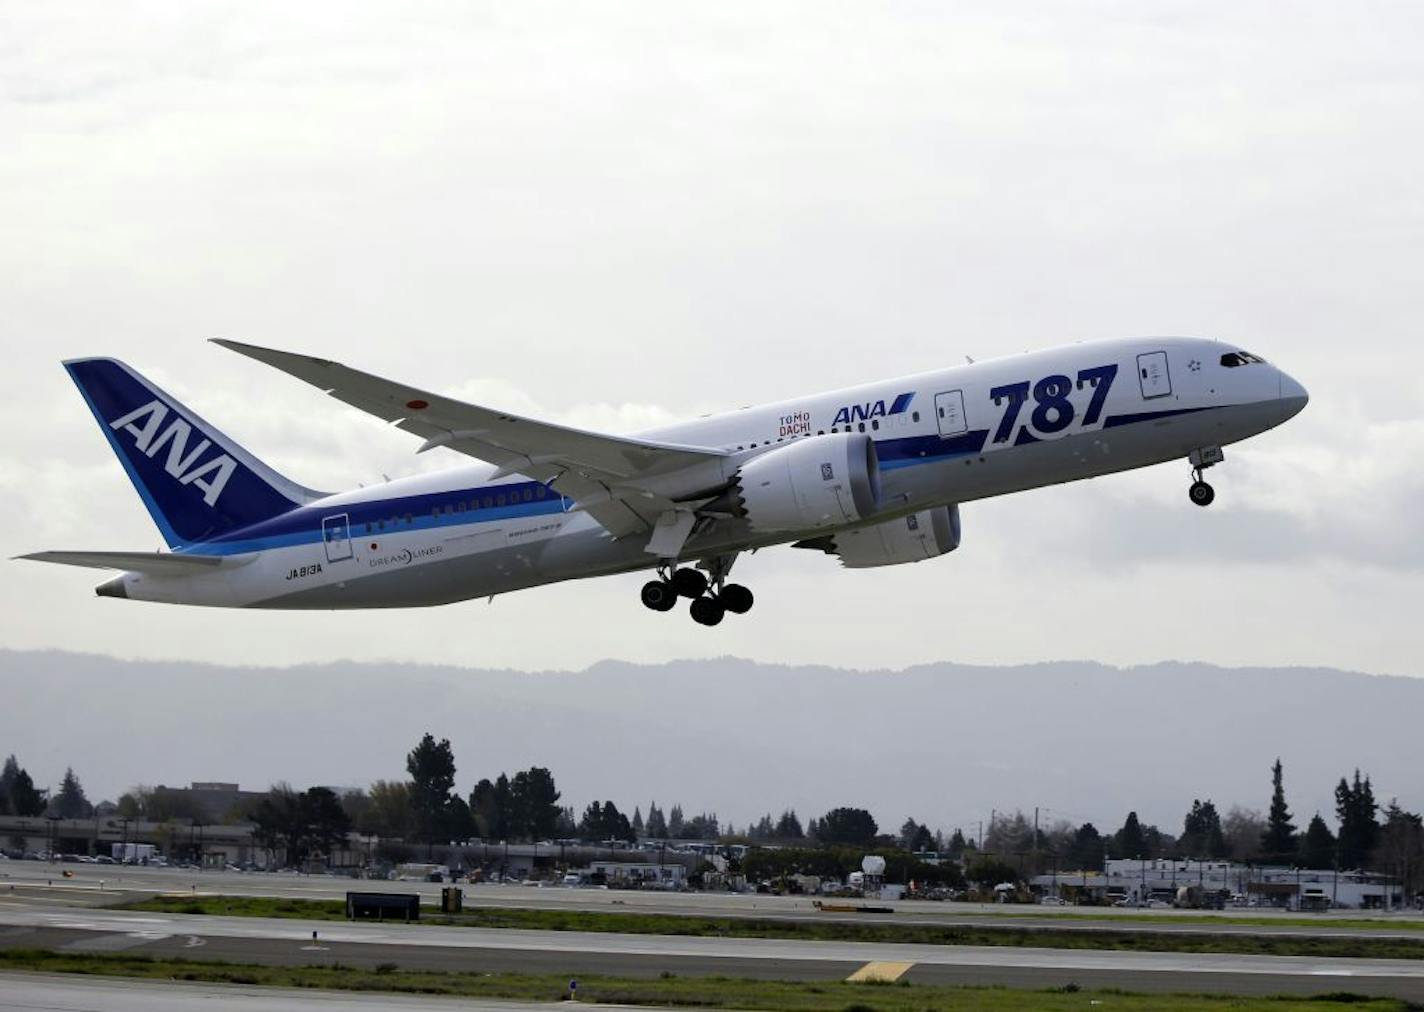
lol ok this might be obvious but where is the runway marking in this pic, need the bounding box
[61,932,167,952]
[847,960,914,982]
[184,935,206,948]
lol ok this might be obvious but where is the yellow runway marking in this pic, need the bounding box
[847,960,914,982]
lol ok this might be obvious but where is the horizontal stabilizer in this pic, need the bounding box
[16,550,226,576]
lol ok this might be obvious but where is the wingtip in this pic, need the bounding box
[210,337,260,354]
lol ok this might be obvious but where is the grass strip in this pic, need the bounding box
[122,894,1424,960]
[0,948,1412,1011]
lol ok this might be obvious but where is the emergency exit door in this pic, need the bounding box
[322,514,353,563]
[1136,351,1172,399]
[934,389,967,436]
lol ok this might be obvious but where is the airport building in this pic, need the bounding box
[1034,858,1403,910]
[0,812,703,884]
[0,813,268,866]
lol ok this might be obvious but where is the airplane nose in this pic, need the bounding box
[1277,369,1309,420]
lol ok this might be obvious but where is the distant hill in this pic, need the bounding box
[1,650,1418,835]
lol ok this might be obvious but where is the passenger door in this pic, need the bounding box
[1136,351,1172,399]
[934,389,968,436]
[322,513,354,563]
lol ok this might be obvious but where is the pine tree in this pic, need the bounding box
[774,810,803,839]
[405,733,456,850]
[644,803,667,840]
[53,768,92,819]
[9,769,44,817]
[1114,811,1146,858]
[631,807,644,838]
[0,755,19,815]
[668,804,685,838]
[1261,758,1297,861]
[1068,823,1106,871]
[1180,799,1227,859]
[1336,769,1381,869]
[1299,813,1336,869]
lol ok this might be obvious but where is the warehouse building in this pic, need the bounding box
[1035,858,1403,910]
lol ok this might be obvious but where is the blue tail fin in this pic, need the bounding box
[64,358,325,548]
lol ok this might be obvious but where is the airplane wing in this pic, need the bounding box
[16,550,227,576]
[212,340,732,539]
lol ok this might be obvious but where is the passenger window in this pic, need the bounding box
[496,494,506,506]
[523,489,533,502]
[858,422,866,432]
[482,496,493,509]
[404,513,413,525]
[457,501,466,512]
[871,419,879,430]
[535,486,546,499]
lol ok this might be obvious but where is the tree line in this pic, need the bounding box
[7,744,1421,893]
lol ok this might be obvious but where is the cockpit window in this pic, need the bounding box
[1220,351,1267,367]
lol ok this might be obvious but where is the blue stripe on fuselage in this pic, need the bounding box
[184,405,1202,557]
[185,479,565,557]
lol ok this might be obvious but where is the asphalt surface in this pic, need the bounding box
[0,973,590,1011]
[3,899,1424,999]
[4,861,1423,939]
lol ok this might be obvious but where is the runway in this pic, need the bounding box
[4,862,1422,939]
[3,900,1424,999]
[0,974,585,1012]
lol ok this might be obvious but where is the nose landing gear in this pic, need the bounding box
[1187,446,1224,507]
[1189,477,1215,507]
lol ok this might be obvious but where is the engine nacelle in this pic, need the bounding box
[732,432,881,533]
[804,505,961,568]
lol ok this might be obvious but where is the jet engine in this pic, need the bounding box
[722,432,881,533]
[796,505,961,568]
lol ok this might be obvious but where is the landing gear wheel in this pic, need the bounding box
[689,596,725,626]
[671,568,709,599]
[719,583,754,615]
[640,580,678,611]
[1189,480,1215,507]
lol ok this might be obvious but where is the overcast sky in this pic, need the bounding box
[2,2,1421,676]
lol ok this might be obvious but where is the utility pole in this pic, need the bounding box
[1033,808,1039,877]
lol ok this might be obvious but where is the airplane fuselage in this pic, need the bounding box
[96,336,1307,609]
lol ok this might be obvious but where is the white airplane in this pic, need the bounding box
[20,337,1307,625]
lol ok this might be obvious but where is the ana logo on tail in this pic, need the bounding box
[109,400,237,506]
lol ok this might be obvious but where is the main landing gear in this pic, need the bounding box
[1187,446,1225,508]
[641,558,753,626]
